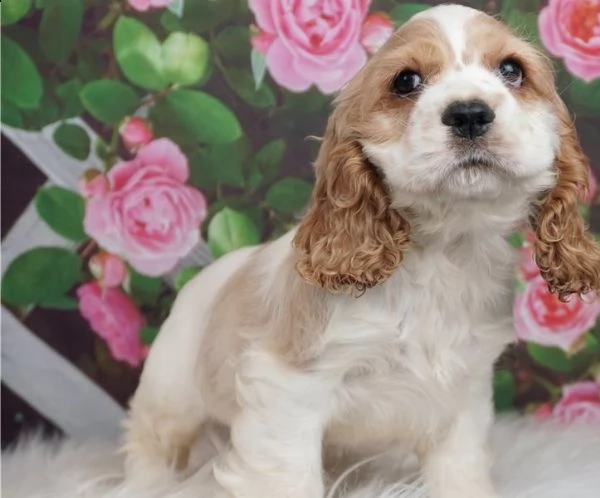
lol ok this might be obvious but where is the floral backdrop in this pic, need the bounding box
[1,0,599,427]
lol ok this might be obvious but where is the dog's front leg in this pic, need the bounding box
[213,349,332,498]
[421,376,499,498]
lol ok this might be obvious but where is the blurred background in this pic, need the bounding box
[2,0,599,448]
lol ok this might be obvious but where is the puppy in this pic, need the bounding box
[122,4,600,498]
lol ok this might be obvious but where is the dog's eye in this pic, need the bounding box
[392,70,423,96]
[498,59,524,87]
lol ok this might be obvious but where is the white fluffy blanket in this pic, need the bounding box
[3,416,600,498]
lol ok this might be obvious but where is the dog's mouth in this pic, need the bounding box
[453,149,505,172]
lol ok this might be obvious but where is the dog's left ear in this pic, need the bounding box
[532,100,600,301]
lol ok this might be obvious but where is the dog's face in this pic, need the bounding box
[359,5,558,200]
[294,5,600,301]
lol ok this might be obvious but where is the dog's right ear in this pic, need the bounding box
[292,105,410,295]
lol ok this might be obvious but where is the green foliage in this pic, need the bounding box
[266,178,313,216]
[39,0,83,63]
[35,186,87,242]
[80,80,139,125]
[114,16,167,91]
[153,90,242,145]
[2,35,43,109]
[390,3,430,26]
[140,326,160,345]
[128,271,164,307]
[569,79,600,117]
[162,32,210,86]
[493,370,516,413]
[224,68,276,108]
[174,266,203,291]
[2,0,33,25]
[247,139,286,191]
[2,248,82,307]
[53,122,91,160]
[207,208,260,258]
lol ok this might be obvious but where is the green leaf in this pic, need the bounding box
[162,32,209,86]
[207,208,259,258]
[39,0,83,63]
[527,343,576,372]
[493,370,516,413]
[162,89,242,144]
[1,36,43,109]
[503,10,540,46]
[167,0,184,17]
[1,248,82,307]
[1,100,24,128]
[39,295,78,310]
[128,270,163,306]
[197,137,251,189]
[247,139,286,190]
[390,3,430,26]
[140,326,160,346]
[179,0,234,32]
[77,46,107,82]
[507,231,525,249]
[53,122,91,161]
[34,186,87,241]
[214,27,250,61]
[114,16,166,91]
[80,80,139,125]
[266,178,313,216]
[2,0,33,25]
[251,48,267,90]
[568,78,600,117]
[283,88,327,115]
[225,68,276,108]
[174,266,203,291]
[55,79,84,118]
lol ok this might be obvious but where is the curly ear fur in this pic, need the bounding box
[533,102,600,301]
[292,108,410,294]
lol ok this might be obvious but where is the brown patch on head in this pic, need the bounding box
[292,18,458,294]
[463,12,600,300]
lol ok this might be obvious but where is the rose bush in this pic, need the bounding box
[514,274,600,352]
[83,139,207,277]
[249,0,392,93]
[539,0,600,82]
[553,381,600,424]
[77,282,145,367]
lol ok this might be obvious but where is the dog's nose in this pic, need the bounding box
[441,100,495,139]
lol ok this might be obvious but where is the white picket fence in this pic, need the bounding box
[1,120,214,441]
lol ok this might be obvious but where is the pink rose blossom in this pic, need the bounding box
[519,246,540,281]
[533,402,553,421]
[119,117,154,152]
[538,0,600,82]
[553,381,600,424]
[89,252,127,288]
[128,0,173,12]
[79,170,109,199]
[249,0,381,94]
[84,139,207,276]
[77,282,145,367]
[360,13,394,54]
[514,274,600,352]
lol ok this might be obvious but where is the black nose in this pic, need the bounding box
[441,100,495,139]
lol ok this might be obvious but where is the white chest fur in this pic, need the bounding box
[322,236,516,453]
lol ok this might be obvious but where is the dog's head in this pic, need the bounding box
[293,4,599,300]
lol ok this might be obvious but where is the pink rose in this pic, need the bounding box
[360,13,394,55]
[250,0,389,94]
[77,282,145,367]
[128,0,173,12]
[553,381,600,424]
[84,139,207,276]
[79,170,109,199]
[514,274,600,352]
[119,117,153,152]
[533,402,553,421]
[89,252,127,288]
[519,246,540,281]
[539,0,600,82]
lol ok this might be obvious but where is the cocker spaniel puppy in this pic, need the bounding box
[122,4,600,498]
